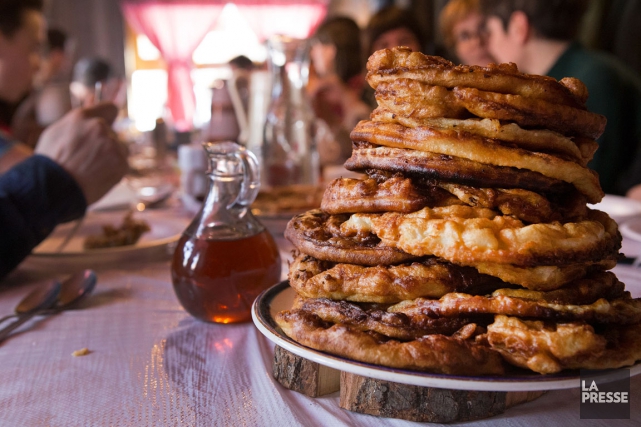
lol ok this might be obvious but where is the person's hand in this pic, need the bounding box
[35,102,128,205]
[627,183,641,202]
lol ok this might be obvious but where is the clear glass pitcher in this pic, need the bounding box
[262,35,319,187]
[171,141,281,323]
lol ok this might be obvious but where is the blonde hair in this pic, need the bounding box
[439,0,480,49]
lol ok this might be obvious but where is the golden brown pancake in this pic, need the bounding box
[345,143,575,195]
[289,254,511,303]
[350,120,604,203]
[292,296,479,339]
[285,209,417,266]
[437,182,589,224]
[454,87,606,139]
[389,274,640,325]
[275,309,506,375]
[472,258,618,290]
[486,315,641,374]
[373,78,603,139]
[370,109,593,165]
[322,173,588,223]
[342,207,621,266]
[320,176,456,214]
[366,47,586,107]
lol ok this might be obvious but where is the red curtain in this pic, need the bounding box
[122,1,223,131]
[234,0,328,42]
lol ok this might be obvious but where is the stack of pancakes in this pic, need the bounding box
[275,47,641,376]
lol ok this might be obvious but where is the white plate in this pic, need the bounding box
[252,281,641,392]
[589,194,641,223]
[22,210,187,272]
[621,217,641,243]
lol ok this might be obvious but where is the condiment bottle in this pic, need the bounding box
[171,141,281,323]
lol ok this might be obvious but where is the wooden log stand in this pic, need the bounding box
[272,345,546,423]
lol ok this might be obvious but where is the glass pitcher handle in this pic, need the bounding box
[229,145,260,209]
[228,71,250,145]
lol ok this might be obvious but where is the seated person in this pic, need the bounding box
[439,0,495,65]
[480,0,641,196]
[70,57,123,108]
[362,5,427,108]
[309,16,370,166]
[365,5,425,54]
[11,28,73,148]
[0,0,128,279]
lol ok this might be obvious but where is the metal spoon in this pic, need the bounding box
[0,270,97,343]
[54,269,98,312]
[0,281,61,342]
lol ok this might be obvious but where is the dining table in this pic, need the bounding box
[1,198,641,427]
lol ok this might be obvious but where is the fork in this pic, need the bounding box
[55,216,84,253]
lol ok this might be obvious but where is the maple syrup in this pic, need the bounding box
[171,230,281,323]
[170,141,281,324]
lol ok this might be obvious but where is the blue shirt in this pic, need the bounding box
[0,151,87,279]
[0,129,14,157]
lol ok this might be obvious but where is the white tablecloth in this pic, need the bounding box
[1,214,640,426]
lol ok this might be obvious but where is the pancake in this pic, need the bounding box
[322,173,588,223]
[486,315,641,374]
[292,296,480,339]
[370,109,592,165]
[275,309,506,375]
[345,143,575,195]
[366,47,586,107]
[437,182,589,224]
[289,254,511,303]
[472,257,618,290]
[454,87,606,140]
[342,207,621,266]
[351,120,603,203]
[285,209,418,266]
[389,273,640,325]
[320,176,456,214]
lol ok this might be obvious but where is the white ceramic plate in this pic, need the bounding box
[621,217,641,243]
[589,194,641,223]
[22,210,187,272]
[253,281,641,392]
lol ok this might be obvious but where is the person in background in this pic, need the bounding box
[365,5,425,55]
[229,55,254,72]
[228,55,255,119]
[479,0,641,196]
[11,28,73,148]
[362,5,427,109]
[70,57,123,109]
[439,0,495,66]
[0,0,128,279]
[308,16,370,166]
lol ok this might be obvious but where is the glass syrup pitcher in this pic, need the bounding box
[171,141,281,323]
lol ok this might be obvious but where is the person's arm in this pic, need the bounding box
[0,155,86,279]
[0,103,128,280]
[0,141,33,174]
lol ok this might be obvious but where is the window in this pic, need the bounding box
[125,3,266,132]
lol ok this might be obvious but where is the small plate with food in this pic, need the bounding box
[22,210,187,272]
[251,184,326,235]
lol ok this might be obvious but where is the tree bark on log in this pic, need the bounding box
[272,345,340,397]
[339,372,546,423]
